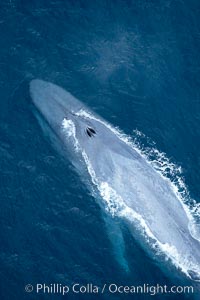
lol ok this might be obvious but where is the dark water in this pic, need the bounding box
[0,0,200,299]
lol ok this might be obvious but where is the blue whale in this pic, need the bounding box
[30,79,200,282]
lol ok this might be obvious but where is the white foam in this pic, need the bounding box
[188,219,200,242]
[62,111,200,281]
[62,118,80,152]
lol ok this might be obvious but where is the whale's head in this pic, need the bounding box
[30,79,136,170]
[30,79,83,133]
[30,79,111,158]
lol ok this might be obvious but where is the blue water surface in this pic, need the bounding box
[0,0,200,299]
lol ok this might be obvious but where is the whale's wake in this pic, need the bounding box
[62,109,200,281]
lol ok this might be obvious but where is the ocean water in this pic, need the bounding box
[0,0,200,299]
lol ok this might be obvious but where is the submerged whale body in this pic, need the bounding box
[30,79,200,282]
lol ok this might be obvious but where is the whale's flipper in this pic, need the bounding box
[103,214,129,273]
